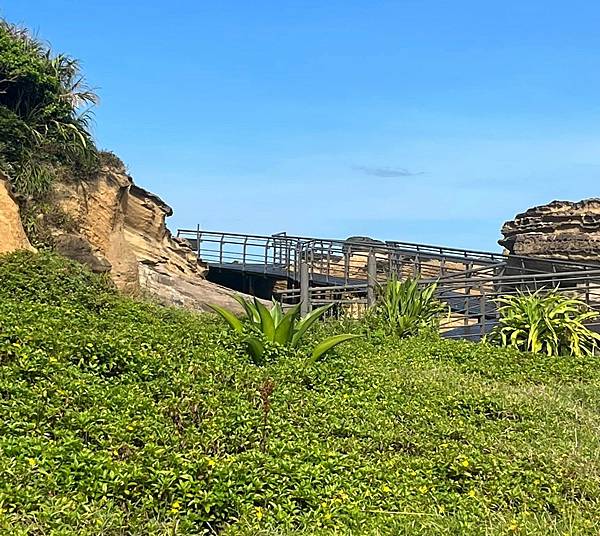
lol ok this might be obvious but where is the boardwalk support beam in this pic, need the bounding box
[367,252,377,307]
[300,261,310,316]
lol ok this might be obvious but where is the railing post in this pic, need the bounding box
[293,243,301,281]
[479,281,486,339]
[242,237,248,271]
[300,261,310,316]
[367,251,377,307]
[344,246,351,283]
[196,224,201,259]
[584,275,590,305]
[263,238,269,275]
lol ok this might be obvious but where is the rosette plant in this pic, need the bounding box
[489,289,600,357]
[209,296,358,365]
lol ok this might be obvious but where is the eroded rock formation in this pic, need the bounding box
[499,199,600,262]
[46,162,244,311]
[0,172,35,254]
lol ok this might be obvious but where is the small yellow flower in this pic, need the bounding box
[440,443,448,449]
[468,490,476,498]
[438,505,445,514]
[27,458,36,467]
[381,485,392,493]
[207,459,216,467]
[509,522,518,531]
[320,501,328,508]
[126,425,134,431]
[255,506,264,520]
[461,459,469,467]
[324,512,332,520]
[418,485,428,494]
[171,501,181,510]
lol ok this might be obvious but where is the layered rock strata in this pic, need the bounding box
[48,163,243,311]
[499,199,600,262]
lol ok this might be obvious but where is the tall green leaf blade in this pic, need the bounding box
[208,304,244,333]
[232,294,259,324]
[274,303,301,346]
[307,334,360,367]
[292,304,333,347]
[271,300,283,328]
[274,313,295,346]
[244,336,265,364]
[255,298,276,342]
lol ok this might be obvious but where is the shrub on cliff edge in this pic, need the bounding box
[0,20,98,214]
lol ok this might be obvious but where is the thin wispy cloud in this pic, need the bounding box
[354,165,425,178]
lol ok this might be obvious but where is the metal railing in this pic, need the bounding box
[279,283,370,317]
[277,269,600,340]
[177,228,307,280]
[177,228,600,341]
[176,228,600,288]
[437,268,600,340]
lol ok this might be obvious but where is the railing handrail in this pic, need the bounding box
[177,228,600,270]
[177,228,503,257]
[426,268,600,287]
[278,269,600,296]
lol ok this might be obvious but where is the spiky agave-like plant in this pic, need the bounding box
[489,288,600,357]
[378,275,447,338]
[209,296,358,365]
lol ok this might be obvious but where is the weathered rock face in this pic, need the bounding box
[0,173,35,254]
[49,163,243,311]
[343,236,386,253]
[499,199,600,262]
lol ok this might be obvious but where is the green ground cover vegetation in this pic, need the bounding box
[1,251,600,535]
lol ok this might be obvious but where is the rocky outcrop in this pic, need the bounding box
[0,172,35,254]
[48,162,244,311]
[499,199,600,262]
[343,236,386,253]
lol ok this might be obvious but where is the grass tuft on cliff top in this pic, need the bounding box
[1,250,600,535]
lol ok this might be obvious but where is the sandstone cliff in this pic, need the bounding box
[0,172,34,254]
[499,199,600,262]
[47,161,247,311]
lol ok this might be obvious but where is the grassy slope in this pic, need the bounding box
[1,252,600,535]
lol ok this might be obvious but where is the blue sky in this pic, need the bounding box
[3,1,600,250]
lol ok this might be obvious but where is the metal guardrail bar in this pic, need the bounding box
[430,268,600,287]
[177,228,600,271]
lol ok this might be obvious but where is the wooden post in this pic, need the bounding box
[300,261,310,316]
[367,251,377,307]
